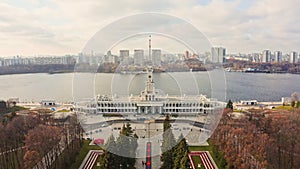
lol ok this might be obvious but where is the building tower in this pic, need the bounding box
[134,49,144,65]
[119,50,130,65]
[290,51,298,64]
[152,49,161,66]
[148,35,152,63]
[274,51,282,63]
[262,50,271,63]
[211,47,226,63]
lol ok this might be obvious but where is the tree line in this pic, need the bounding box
[0,109,83,169]
[210,108,300,169]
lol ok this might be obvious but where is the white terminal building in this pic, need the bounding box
[75,67,226,116]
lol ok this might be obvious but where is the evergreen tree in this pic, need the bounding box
[125,122,134,136]
[105,134,116,152]
[105,135,120,169]
[163,113,171,131]
[291,101,295,107]
[179,151,190,169]
[173,134,189,169]
[99,152,109,169]
[226,99,233,110]
[160,114,176,169]
[113,123,137,169]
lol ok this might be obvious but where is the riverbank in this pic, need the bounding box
[0,64,75,75]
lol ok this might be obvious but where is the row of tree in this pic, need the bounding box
[210,108,300,169]
[0,115,40,169]
[0,109,84,169]
[224,60,300,73]
[23,113,83,169]
[160,114,190,169]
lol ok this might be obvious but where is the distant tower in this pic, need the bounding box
[146,68,154,94]
[148,35,152,63]
[120,50,129,65]
[185,51,189,60]
[262,50,271,63]
[134,49,144,65]
[211,47,226,63]
[152,49,161,66]
[290,51,298,64]
[274,51,282,63]
[104,50,114,63]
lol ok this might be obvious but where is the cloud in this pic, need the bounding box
[0,0,300,56]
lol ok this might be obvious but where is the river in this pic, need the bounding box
[0,72,299,102]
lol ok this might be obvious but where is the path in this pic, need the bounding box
[189,151,218,169]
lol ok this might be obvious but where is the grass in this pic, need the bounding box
[189,146,211,152]
[92,156,102,169]
[56,109,70,112]
[233,109,243,112]
[69,139,102,169]
[0,106,28,115]
[274,105,293,111]
[9,105,28,112]
[191,155,204,169]
[189,143,223,169]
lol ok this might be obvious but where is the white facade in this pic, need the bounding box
[75,68,226,115]
[240,100,257,105]
[41,100,56,106]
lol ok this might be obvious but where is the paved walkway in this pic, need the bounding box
[79,150,103,169]
[135,138,161,169]
[189,151,218,169]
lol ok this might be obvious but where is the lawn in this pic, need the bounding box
[274,105,294,111]
[56,109,70,112]
[189,146,211,152]
[189,144,223,169]
[69,139,102,169]
[191,155,204,169]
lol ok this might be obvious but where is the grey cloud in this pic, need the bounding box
[2,0,300,55]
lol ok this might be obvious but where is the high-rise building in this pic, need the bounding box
[211,47,226,63]
[120,50,129,65]
[103,51,115,63]
[262,50,271,63]
[290,51,298,64]
[134,49,144,65]
[184,51,190,60]
[152,49,161,66]
[274,51,282,63]
[0,58,4,67]
[251,53,260,63]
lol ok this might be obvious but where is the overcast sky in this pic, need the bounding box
[1,0,300,56]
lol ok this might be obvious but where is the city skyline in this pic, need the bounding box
[1,0,300,56]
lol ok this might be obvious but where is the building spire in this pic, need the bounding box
[149,35,152,63]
